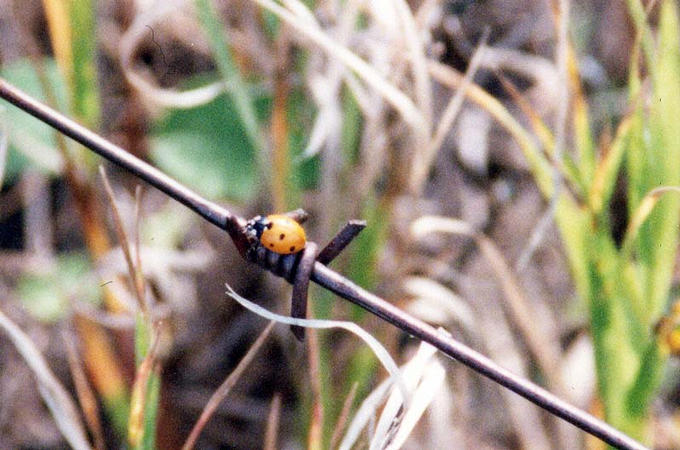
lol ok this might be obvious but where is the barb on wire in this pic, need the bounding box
[0,78,648,450]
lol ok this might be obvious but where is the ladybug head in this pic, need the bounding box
[246,215,271,239]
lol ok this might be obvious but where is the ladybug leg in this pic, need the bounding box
[316,220,366,265]
[290,242,318,341]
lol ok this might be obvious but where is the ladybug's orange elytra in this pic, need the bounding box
[257,214,307,255]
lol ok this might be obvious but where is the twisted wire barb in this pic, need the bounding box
[0,78,648,450]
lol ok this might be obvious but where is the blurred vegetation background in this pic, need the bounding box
[1,0,680,448]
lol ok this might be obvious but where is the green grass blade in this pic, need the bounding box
[140,373,161,450]
[569,51,596,187]
[588,115,632,215]
[130,318,161,449]
[586,231,643,432]
[643,0,680,318]
[70,0,99,126]
[624,70,645,216]
[554,195,592,302]
[625,341,663,421]
[625,0,657,69]
[135,312,151,365]
[194,0,265,155]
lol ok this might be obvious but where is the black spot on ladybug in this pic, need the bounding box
[290,246,296,252]
[269,243,275,248]
[266,223,273,229]
[279,233,285,240]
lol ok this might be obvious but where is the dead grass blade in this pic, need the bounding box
[330,382,359,450]
[182,321,276,450]
[263,393,282,450]
[409,30,488,193]
[393,0,432,139]
[250,0,426,132]
[410,216,562,388]
[99,166,146,312]
[403,276,476,333]
[380,358,446,449]
[428,60,554,195]
[63,328,106,450]
[133,186,144,292]
[0,308,91,450]
[306,328,324,450]
[515,0,571,272]
[41,0,73,88]
[22,172,53,258]
[341,339,441,450]
[226,285,408,402]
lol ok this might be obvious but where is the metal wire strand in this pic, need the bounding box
[0,78,648,450]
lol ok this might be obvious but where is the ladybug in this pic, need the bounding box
[247,214,307,255]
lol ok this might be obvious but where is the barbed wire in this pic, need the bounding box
[0,78,647,450]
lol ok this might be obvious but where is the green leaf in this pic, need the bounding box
[194,0,264,154]
[149,93,258,201]
[141,203,196,248]
[347,195,389,317]
[17,253,98,322]
[288,88,319,194]
[341,86,363,164]
[0,59,67,181]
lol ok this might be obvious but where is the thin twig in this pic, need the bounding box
[0,78,648,450]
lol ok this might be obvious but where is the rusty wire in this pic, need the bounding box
[0,78,648,450]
